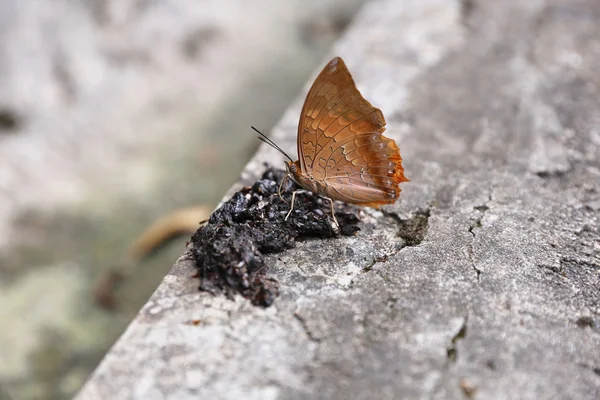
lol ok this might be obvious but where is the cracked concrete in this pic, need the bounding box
[77,0,600,399]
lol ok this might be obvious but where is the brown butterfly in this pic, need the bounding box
[255,57,408,225]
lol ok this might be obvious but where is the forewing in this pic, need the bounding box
[297,57,386,177]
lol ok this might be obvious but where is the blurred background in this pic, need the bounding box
[0,1,365,398]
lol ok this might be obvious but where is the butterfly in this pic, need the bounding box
[255,57,408,225]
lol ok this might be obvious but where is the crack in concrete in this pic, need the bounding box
[361,209,430,274]
[293,311,322,381]
[293,312,320,343]
[467,219,483,282]
[575,316,595,329]
[467,226,482,282]
[466,191,492,282]
[431,314,470,397]
[383,208,431,247]
[447,315,469,363]
[361,251,399,273]
[576,362,600,377]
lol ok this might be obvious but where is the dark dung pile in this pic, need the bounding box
[190,166,361,306]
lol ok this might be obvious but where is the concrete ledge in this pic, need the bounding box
[77,0,600,398]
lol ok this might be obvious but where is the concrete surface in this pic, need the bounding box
[76,0,600,398]
[0,0,364,399]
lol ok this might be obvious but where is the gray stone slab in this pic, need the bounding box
[76,0,600,399]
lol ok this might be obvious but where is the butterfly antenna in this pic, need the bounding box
[257,137,294,163]
[251,126,294,162]
[252,126,289,156]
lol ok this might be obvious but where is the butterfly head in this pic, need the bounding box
[284,160,301,184]
[285,160,322,195]
[285,160,300,175]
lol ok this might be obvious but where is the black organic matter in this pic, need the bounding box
[191,166,360,306]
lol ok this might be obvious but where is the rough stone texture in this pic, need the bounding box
[77,0,600,399]
[0,1,364,398]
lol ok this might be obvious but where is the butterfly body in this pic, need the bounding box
[286,57,408,213]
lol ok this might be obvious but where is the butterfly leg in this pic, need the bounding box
[328,197,339,227]
[285,190,298,221]
[278,174,289,204]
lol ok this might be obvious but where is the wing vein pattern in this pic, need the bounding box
[294,57,409,207]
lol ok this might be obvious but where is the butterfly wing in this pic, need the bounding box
[297,57,408,207]
[298,57,385,175]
